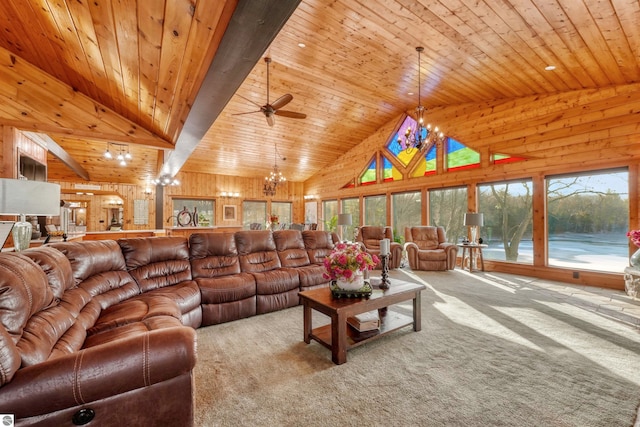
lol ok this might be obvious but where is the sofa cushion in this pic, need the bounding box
[274,230,311,268]
[49,240,127,285]
[189,232,242,278]
[411,227,440,250]
[235,231,281,273]
[0,253,53,340]
[302,230,336,264]
[118,237,192,292]
[22,246,74,301]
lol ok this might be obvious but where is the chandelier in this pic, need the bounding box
[397,46,446,153]
[263,145,286,196]
[103,142,132,166]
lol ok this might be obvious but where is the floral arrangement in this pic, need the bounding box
[269,214,279,225]
[323,242,379,282]
[628,230,640,247]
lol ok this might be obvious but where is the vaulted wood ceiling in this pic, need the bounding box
[0,0,639,186]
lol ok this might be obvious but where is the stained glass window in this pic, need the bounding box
[382,155,402,182]
[359,157,377,186]
[446,138,480,171]
[387,115,422,167]
[410,143,437,177]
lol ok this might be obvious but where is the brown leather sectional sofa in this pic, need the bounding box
[0,229,338,426]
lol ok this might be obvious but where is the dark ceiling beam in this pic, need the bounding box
[162,0,302,178]
[24,132,90,181]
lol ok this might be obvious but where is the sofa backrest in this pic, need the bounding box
[405,226,445,250]
[234,230,281,273]
[189,232,242,278]
[118,237,192,292]
[302,230,337,264]
[273,229,311,268]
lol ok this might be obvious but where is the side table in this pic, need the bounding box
[458,243,487,272]
[623,266,640,298]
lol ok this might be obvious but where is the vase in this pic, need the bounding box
[336,271,365,291]
[630,249,640,268]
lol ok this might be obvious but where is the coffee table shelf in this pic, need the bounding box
[309,310,413,349]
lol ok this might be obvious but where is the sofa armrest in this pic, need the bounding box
[404,242,419,270]
[0,326,196,419]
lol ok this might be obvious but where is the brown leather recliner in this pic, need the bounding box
[404,226,458,271]
[356,226,402,269]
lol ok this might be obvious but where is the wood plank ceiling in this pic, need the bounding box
[0,0,639,186]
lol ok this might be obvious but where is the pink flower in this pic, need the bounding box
[628,230,640,247]
[323,242,377,282]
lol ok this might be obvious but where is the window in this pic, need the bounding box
[359,157,377,185]
[446,138,480,171]
[410,144,437,177]
[364,195,386,227]
[392,191,421,243]
[546,169,628,273]
[242,201,267,229]
[171,198,214,227]
[387,115,422,167]
[478,180,533,263]
[323,200,338,232]
[341,198,360,242]
[429,187,467,243]
[271,202,292,228]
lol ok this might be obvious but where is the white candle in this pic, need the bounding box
[380,238,389,256]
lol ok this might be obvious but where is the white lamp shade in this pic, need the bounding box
[464,213,484,227]
[0,179,61,216]
[337,213,352,226]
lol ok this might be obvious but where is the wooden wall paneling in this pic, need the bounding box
[531,174,547,267]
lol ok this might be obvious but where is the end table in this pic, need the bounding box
[458,243,487,272]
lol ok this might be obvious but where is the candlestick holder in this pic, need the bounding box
[380,254,390,290]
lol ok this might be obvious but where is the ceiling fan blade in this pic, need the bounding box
[275,110,307,119]
[236,93,263,109]
[270,93,293,110]
[232,110,262,116]
[266,114,275,127]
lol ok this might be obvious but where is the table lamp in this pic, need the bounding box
[463,212,484,245]
[0,178,61,251]
[337,213,352,242]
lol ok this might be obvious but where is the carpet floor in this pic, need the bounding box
[194,269,640,426]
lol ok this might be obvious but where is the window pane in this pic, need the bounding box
[271,202,292,228]
[547,170,628,272]
[429,187,467,243]
[392,191,421,243]
[478,181,533,263]
[171,199,214,227]
[364,195,386,227]
[242,201,267,229]
[323,200,338,232]
[341,198,360,242]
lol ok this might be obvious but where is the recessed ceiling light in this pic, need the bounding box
[298,42,306,48]
[545,65,556,71]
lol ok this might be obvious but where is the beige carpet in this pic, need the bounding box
[194,269,640,426]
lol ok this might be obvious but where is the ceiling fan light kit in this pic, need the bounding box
[397,46,446,153]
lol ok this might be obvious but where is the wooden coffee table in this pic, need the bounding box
[299,280,426,364]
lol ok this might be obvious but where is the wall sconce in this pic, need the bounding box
[220,192,240,198]
[303,195,316,200]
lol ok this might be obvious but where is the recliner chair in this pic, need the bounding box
[356,226,402,269]
[404,226,458,271]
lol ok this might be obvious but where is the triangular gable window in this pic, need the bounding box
[359,157,377,186]
[411,143,437,177]
[446,138,480,171]
[342,178,356,189]
[493,153,526,164]
[386,115,422,167]
[382,155,402,182]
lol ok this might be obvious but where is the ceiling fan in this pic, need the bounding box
[234,57,307,127]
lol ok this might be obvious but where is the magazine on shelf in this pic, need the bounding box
[347,310,380,332]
